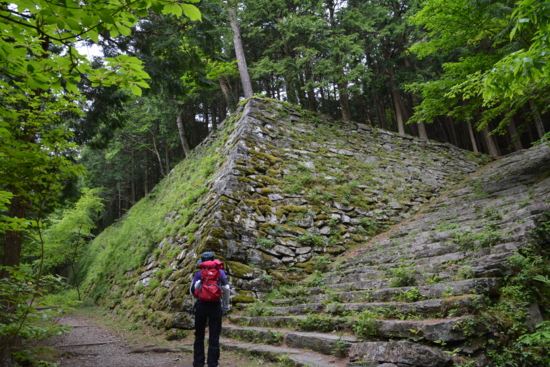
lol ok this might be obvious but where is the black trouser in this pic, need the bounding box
[193,301,222,367]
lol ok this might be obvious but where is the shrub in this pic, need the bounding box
[256,238,276,249]
[296,233,325,246]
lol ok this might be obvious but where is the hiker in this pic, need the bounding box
[190,252,230,367]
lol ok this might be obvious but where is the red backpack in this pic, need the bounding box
[194,260,223,302]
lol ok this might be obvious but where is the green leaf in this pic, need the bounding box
[151,0,164,14]
[181,4,201,21]
[81,14,94,28]
[131,85,142,96]
[88,30,99,43]
[98,11,115,24]
[65,18,82,32]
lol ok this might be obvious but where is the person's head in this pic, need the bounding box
[197,251,215,265]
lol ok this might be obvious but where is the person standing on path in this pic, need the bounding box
[190,252,230,367]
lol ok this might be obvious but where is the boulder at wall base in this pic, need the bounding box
[171,312,195,330]
[349,341,452,367]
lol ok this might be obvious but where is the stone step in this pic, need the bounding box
[261,294,483,318]
[319,251,515,294]
[331,241,519,279]
[349,341,453,367]
[219,338,343,367]
[229,315,482,343]
[325,246,517,285]
[348,203,550,269]
[346,208,542,267]
[269,278,499,306]
[221,325,357,357]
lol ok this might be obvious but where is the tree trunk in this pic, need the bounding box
[131,148,136,203]
[1,196,26,279]
[144,151,149,196]
[176,113,191,158]
[447,117,460,147]
[165,140,170,175]
[482,126,500,157]
[417,121,428,140]
[219,78,235,112]
[507,116,523,151]
[387,67,405,135]
[466,120,479,153]
[391,90,405,135]
[228,5,253,98]
[305,65,316,112]
[338,80,352,120]
[529,100,546,139]
[151,133,165,178]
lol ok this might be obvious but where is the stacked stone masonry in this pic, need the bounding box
[122,99,549,366]
[219,126,550,366]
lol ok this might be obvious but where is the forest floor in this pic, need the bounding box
[37,306,284,367]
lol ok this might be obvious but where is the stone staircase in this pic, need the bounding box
[218,143,550,367]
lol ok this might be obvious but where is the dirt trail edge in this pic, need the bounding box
[41,313,191,367]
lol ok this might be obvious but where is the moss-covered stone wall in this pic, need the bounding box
[81,98,491,328]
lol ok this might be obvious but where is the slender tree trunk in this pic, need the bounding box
[387,67,405,135]
[305,65,316,112]
[151,133,165,177]
[144,151,149,196]
[228,5,253,98]
[338,80,352,120]
[466,120,479,153]
[507,116,523,151]
[219,78,235,112]
[118,185,122,219]
[482,126,499,157]
[1,196,26,279]
[176,113,191,158]
[165,140,170,175]
[131,148,136,203]
[529,100,546,139]
[417,121,428,140]
[297,72,307,107]
[447,117,460,147]
[391,90,405,135]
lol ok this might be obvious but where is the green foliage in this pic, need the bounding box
[243,300,273,317]
[256,238,276,249]
[296,233,325,247]
[79,147,224,306]
[352,309,383,339]
[359,218,378,235]
[37,189,104,298]
[0,267,71,362]
[312,256,332,272]
[513,321,550,366]
[298,314,343,332]
[305,270,325,287]
[390,267,416,287]
[408,0,550,140]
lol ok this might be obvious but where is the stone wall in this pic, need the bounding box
[111,98,490,321]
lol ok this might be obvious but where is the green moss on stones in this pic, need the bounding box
[276,205,308,220]
[209,227,226,238]
[256,175,282,185]
[295,261,314,273]
[235,166,256,175]
[227,261,254,278]
[250,151,283,165]
[233,290,255,303]
[237,176,255,185]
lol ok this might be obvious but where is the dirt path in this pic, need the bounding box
[40,313,191,367]
[38,308,283,367]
